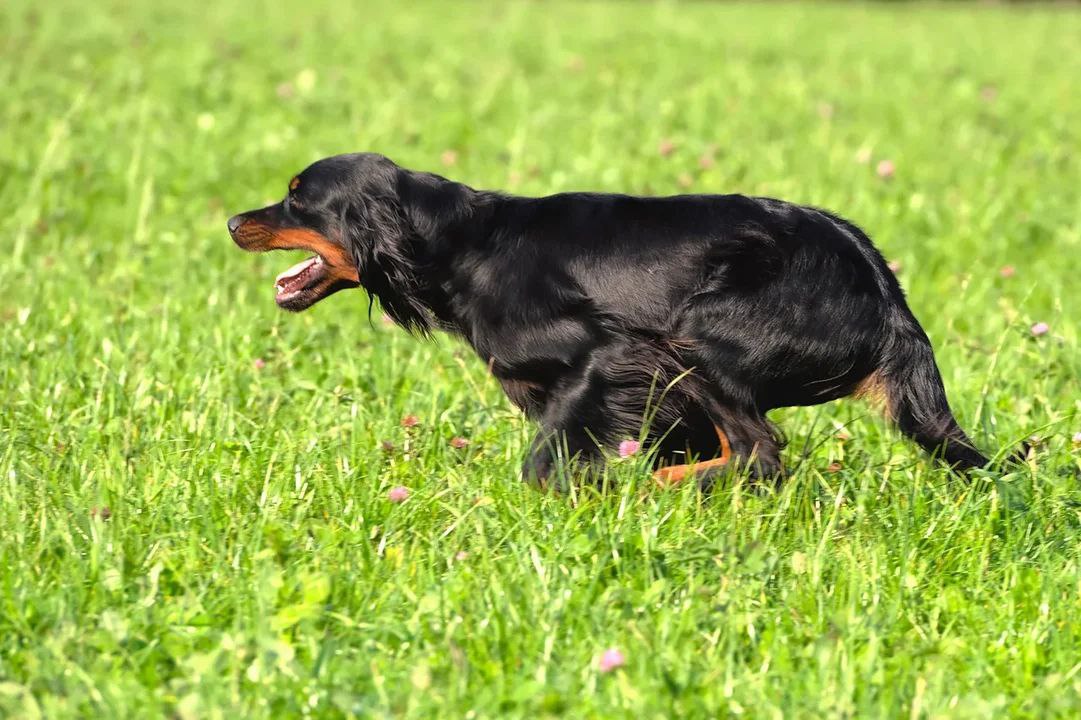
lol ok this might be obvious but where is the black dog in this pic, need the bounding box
[229,152,991,486]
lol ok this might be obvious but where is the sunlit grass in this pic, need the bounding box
[1,1,1080,717]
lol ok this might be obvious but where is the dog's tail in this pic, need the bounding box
[861,321,990,471]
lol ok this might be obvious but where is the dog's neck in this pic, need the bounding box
[397,169,495,244]
[360,170,500,334]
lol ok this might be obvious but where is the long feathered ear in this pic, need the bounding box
[345,192,433,335]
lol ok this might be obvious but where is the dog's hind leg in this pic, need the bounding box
[653,399,784,488]
[652,425,732,486]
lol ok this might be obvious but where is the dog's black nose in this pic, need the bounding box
[227,215,246,234]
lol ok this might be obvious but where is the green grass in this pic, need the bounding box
[2,0,1081,717]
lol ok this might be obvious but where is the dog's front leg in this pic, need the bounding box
[520,361,615,489]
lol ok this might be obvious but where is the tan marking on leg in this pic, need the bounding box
[854,369,893,420]
[653,425,732,487]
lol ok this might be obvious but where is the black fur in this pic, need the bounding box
[229,152,992,483]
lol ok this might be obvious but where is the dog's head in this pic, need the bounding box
[228,154,377,311]
[230,153,430,316]
[230,152,472,332]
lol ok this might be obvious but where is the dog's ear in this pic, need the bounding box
[345,191,433,335]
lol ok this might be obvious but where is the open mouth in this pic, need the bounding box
[229,212,360,311]
[274,254,326,305]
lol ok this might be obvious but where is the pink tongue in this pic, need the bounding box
[276,256,318,284]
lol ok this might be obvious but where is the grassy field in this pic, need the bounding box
[2,1,1081,717]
